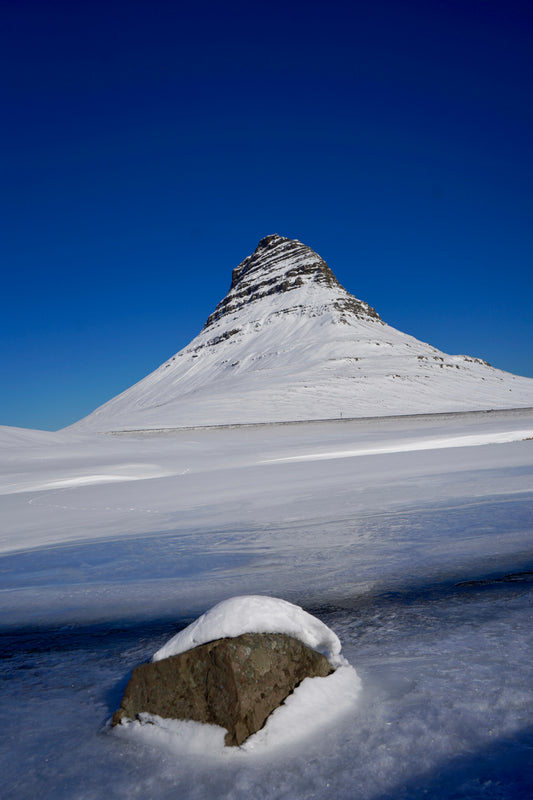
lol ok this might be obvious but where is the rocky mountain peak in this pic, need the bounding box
[70,232,533,432]
[203,234,380,330]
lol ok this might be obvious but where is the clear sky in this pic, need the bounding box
[2,0,532,430]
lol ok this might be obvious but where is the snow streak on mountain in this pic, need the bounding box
[72,235,533,431]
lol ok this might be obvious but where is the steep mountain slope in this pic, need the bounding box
[71,234,533,431]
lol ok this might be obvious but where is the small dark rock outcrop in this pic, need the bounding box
[113,631,333,746]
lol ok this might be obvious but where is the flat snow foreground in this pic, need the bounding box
[1,409,533,799]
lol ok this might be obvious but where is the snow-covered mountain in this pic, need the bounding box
[72,234,533,431]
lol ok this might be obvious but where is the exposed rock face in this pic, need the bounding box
[113,631,333,746]
[203,233,381,329]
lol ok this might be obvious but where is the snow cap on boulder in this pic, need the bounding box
[152,595,342,665]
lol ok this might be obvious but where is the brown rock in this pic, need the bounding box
[113,632,333,745]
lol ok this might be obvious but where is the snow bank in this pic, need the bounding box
[239,658,361,753]
[152,595,342,665]
[263,428,533,464]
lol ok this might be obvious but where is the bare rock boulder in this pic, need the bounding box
[113,631,333,745]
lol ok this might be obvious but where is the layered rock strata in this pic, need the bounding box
[204,233,381,329]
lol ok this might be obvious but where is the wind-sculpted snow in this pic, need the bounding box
[68,235,533,432]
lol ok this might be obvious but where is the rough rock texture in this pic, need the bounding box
[113,632,333,746]
[203,233,381,329]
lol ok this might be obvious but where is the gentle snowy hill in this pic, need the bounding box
[0,424,68,448]
[71,234,533,431]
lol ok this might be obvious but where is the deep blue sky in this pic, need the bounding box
[2,0,532,430]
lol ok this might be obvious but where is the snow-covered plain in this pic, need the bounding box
[1,408,533,798]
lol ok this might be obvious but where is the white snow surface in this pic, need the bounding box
[2,408,533,798]
[152,595,342,663]
[3,238,533,798]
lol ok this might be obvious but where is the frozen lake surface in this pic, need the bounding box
[1,409,533,798]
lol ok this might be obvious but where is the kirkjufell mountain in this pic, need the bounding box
[72,234,533,431]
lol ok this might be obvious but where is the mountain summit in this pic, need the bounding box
[72,235,533,431]
[203,234,380,330]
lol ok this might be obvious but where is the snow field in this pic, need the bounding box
[1,409,532,798]
[2,580,532,799]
